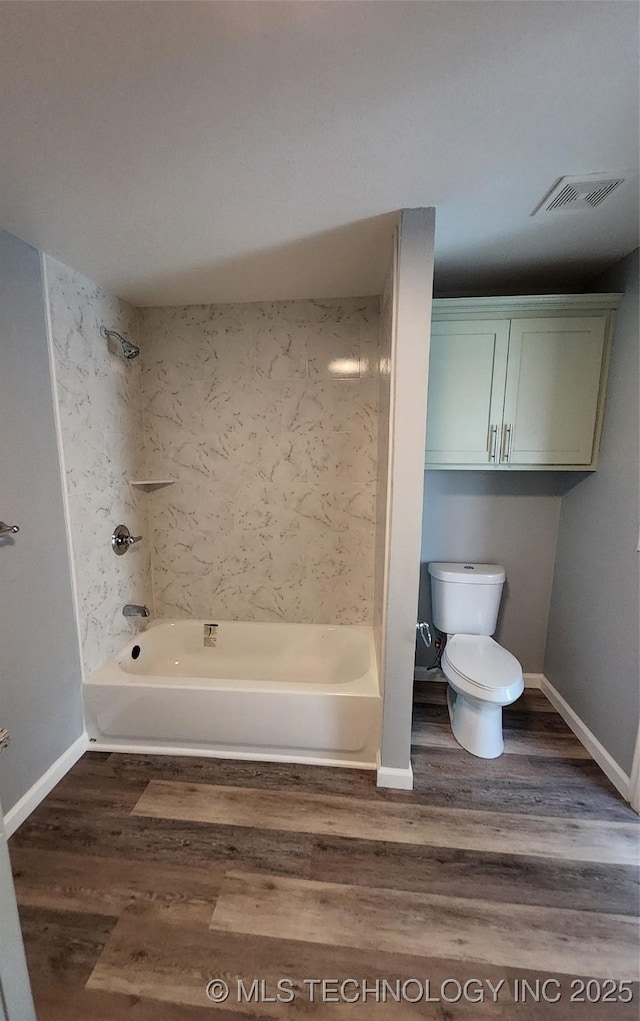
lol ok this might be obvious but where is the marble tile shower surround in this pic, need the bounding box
[45,257,152,678]
[138,298,381,624]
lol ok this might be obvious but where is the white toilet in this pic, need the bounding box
[428,562,524,759]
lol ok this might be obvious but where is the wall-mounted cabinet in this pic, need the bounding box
[425,294,621,470]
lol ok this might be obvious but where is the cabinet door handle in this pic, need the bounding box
[501,423,512,462]
[487,424,498,462]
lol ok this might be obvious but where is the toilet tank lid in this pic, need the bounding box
[428,563,506,584]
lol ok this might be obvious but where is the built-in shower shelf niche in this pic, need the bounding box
[129,479,176,492]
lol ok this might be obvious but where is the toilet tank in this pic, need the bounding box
[428,563,506,636]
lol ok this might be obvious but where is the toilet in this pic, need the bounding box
[428,562,524,759]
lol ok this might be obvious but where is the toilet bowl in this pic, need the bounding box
[442,634,524,758]
[428,562,524,759]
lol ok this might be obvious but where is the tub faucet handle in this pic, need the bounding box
[204,623,218,647]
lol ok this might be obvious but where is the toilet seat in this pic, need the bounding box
[443,634,523,703]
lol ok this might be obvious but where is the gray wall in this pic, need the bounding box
[545,249,639,776]
[419,471,567,673]
[0,230,83,815]
[380,208,435,773]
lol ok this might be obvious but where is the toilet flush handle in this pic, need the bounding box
[417,621,432,649]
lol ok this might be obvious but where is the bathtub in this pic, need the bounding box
[84,620,381,767]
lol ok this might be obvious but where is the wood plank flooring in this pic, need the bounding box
[133,780,639,864]
[9,684,640,1019]
[207,872,639,978]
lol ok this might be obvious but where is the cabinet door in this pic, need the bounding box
[425,320,509,464]
[502,317,607,465]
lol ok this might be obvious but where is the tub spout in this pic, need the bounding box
[123,604,149,618]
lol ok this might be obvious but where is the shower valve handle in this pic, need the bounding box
[111,524,142,555]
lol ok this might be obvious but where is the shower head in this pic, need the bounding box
[100,326,140,360]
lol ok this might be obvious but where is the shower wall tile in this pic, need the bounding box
[139,297,380,624]
[45,257,153,677]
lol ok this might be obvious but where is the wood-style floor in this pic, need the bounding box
[8,683,640,1019]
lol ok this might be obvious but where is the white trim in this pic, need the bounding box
[629,719,640,814]
[540,678,631,801]
[432,293,622,317]
[88,739,376,771]
[424,463,603,472]
[523,672,544,689]
[41,253,86,682]
[3,733,88,838]
[376,751,414,790]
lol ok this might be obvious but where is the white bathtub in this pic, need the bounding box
[84,620,381,767]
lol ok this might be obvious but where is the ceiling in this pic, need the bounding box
[0,1,638,305]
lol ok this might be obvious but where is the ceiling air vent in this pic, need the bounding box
[531,173,627,216]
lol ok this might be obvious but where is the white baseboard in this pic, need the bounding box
[629,727,640,814]
[376,752,414,790]
[523,673,544,689]
[4,732,88,838]
[539,678,630,801]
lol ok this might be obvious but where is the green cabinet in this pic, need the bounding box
[425,296,620,470]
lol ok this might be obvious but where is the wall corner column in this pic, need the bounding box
[377,207,435,787]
